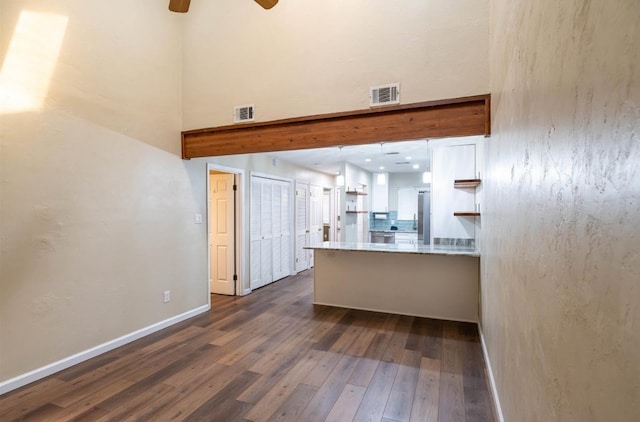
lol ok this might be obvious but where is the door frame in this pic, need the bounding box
[206,163,245,302]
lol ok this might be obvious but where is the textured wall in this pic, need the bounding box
[482,0,640,420]
[0,0,206,383]
[181,0,490,129]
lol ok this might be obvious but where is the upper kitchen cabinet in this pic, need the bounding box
[371,175,389,212]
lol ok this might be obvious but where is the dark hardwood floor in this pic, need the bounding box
[0,270,496,421]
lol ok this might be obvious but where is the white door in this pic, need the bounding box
[294,181,310,273]
[250,177,265,289]
[250,176,293,289]
[210,173,235,295]
[260,180,274,286]
[309,184,323,267]
[277,180,292,279]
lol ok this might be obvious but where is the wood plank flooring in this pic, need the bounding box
[0,269,496,421]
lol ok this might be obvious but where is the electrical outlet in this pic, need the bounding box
[194,213,203,224]
[163,290,171,303]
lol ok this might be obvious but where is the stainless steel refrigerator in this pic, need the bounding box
[417,190,430,245]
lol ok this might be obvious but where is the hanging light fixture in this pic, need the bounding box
[336,146,345,186]
[254,0,279,9]
[422,139,431,184]
[168,0,191,12]
[376,143,386,185]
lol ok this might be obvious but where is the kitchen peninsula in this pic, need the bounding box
[305,242,479,322]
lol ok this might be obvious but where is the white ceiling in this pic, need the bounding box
[265,139,433,176]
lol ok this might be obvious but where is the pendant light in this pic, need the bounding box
[422,139,431,184]
[376,143,386,185]
[336,146,345,186]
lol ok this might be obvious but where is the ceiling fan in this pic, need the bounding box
[168,0,278,13]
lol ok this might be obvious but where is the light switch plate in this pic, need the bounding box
[194,213,203,224]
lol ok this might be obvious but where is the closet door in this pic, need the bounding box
[250,175,294,289]
[294,181,310,273]
[260,180,273,285]
[271,181,285,281]
[250,177,264,289]
[279,180,292,278]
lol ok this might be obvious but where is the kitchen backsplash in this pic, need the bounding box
[369,211,417,231]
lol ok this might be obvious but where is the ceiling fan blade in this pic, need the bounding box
[168,0,191,13]
[255,0,279,9]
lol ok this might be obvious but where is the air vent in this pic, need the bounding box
[369,83,400,107]
[385,152,400,155]
[395,161,411,165]
[234,105,254,123]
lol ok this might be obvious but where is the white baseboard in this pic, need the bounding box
[0,304,210,396]
[478,324,505,422]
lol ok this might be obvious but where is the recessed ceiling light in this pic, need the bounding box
[379,166,385,170]
[365,158,372,162]
[405,156,412,160]
[413,164,420,169]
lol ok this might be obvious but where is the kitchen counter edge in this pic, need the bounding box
[305,242,479,257]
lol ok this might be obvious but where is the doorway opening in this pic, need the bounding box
[207,164,244,297]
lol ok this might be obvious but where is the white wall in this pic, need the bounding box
[483,0,640,420]
[181,0,490,128]
[0,0,204,386]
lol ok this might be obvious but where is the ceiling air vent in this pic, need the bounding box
[369,83,400,107]
[234,105,254,123]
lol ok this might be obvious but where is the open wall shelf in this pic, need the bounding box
[453,212,481,217]
[453,179,481,188]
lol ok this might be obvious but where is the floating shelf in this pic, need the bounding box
[345,191,368,195]
[454,212,481,217]
[454,179,481,188]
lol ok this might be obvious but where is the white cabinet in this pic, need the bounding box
[371,176,389,211]
[395,232,418,245]
[397,187,420,220]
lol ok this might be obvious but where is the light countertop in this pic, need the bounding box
[305,241,479,257]
[369,229,417,233]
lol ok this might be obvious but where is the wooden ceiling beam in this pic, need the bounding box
[181,94,491,159]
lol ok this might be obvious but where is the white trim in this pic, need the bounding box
[478,325,505,422]
[242,288,252,296]
[0,304,210,395]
